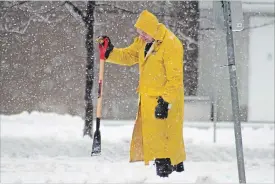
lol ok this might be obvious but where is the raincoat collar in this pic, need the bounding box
[154,23,166,43]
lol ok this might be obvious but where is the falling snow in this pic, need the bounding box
[0,1,274,183]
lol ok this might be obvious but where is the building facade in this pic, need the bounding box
[197,1,274,122]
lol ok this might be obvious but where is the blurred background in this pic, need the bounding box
[1,1,274,123]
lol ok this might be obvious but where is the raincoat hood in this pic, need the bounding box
[134,10,164,40]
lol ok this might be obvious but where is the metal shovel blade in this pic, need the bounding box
[91,130,101,156]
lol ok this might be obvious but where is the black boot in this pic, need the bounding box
[173,162,184,172]
[155,158,173,177]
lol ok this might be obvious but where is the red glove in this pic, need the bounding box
[98,36,114,60]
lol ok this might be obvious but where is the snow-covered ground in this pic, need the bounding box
[1,111,274,183]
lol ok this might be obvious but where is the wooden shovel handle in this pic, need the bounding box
[96,59,105,118]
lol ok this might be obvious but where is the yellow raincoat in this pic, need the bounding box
[106,10,186,166]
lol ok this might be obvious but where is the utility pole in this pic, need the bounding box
[221,1,246,183]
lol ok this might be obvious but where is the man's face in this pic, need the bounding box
[137,29,154,43]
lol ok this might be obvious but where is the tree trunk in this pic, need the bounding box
[182,1,199,96]
[174,1,199,96]
[84,1,95,137]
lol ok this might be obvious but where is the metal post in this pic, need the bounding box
[212,32,220,144]
[213,92,217,143]
[222,1,246,183]
[211,85,217,143]
[211,100,217,143]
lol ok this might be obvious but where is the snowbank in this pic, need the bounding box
[1,111,274,183]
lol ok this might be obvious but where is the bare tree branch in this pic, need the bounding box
[9,1,65,14]
[8,1,28,9]
[4,16,31,34]
[95,2,138,14]
[3,12,69,35]
[96,2,197,18]
[1,1,72,35]
[1,1,28,18]
[64,1,87,25]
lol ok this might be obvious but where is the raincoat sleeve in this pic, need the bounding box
[162,41,184,104]
[106,37,142,66]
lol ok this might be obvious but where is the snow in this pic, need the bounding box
[1,111,274,183]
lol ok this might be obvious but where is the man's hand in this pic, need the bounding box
[98,36,114,60]
[155,96,169,119]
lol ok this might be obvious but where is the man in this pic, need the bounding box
[98,10,186,177]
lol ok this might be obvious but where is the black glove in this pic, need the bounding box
[155,96,169,119]
[99,36,114,59]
